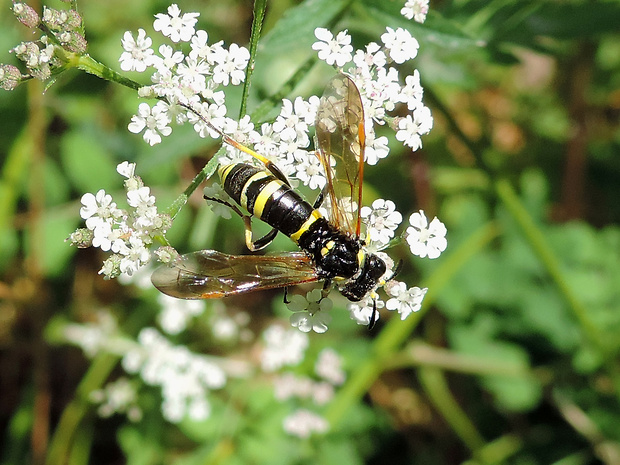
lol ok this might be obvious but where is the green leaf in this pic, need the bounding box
[60,130,119,194]
[259,0,349,56]
[449,321,542,411]
[23,209,81,278]
[118,425,162,465]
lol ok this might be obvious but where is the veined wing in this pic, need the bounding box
[315,73,366,238]
[151,250,319,299]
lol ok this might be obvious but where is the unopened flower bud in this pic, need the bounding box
[42,7,67,30]
[67,228,94,248]
[65,10,83,29]
[59,31,88,54]
[155,246,179,264]
[13,2,40,28]
[0,64,23,90]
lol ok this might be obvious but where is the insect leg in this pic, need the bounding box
[313,185,327,209]
[205,195,245,218]
[242,215,279,252]
[206,194,278,251]
[368,299,378,330]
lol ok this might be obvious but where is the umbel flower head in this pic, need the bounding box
[1,3,87,88]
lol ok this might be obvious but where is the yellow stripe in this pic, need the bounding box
[218,164,235,183]
[290,210,322,243]
[240,171,270,210]
[253,180,283,218]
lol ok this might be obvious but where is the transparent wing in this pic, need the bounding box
[151,250,319,299]
[315,73,366,237]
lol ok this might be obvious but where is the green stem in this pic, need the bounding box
[73,54,142,91]
[239,0,268,119]
[496,179,599,344]
[45,354,118,465]
[473,434,523,465]
[390,341,545,381]
[418,367,486,451]
[495,179,620,390]
[165,154,222,220]
[250,56,317,123]
[325,221,501,427]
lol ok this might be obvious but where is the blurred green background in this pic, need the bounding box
[1,0,620,464]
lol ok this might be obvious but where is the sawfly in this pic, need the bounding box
[152,74,390,315]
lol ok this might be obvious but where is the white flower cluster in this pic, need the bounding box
[273,348,345,438]
[260,325,309,372]
[2,4,87,87]
[283,409,329,439]
[122,328,226,423]
[312,25,433,157]
[63,312,118,358]
[286,289,333,333]
[157,294,206,335]
[69,162,170,279]
[401,0,430,23]
[89,377,143,422]
[119,4,253,146]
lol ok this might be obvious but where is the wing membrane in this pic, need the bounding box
[315,73,366,237]
[151,250,319,299]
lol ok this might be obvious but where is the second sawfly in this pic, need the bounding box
[152,73,398,324]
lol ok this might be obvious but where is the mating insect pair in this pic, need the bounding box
[152,74,395,320]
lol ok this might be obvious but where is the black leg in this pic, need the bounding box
[368,299,378,330]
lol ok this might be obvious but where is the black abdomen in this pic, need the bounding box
[219,163,318,240]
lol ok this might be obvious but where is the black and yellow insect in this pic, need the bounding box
[152,74,387,306]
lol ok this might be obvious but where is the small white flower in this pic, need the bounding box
[177,56,210,90]
[315,348,345,385]
[80,189,123,230]
[398,70,424,110]
[155,44,185,72]
[91,221,115,251]
[353,42,387,75]
[157,294,205,335]
[203,183,233,219]
[189,29,211,60]
[364,130,390,165]
[294,151,327,191]
[63,312,117,357]
[188,101,227,139]
[117,161,136,178]
[210,43,250,86]
[360,199,402,248]
[117,235,151,276]
[119,29,155,72]
[153,4,200,43]
[348,298,385,326]
[381,27,419,64]
[273,373,314,401]
[312,28,353,68]
[283,409,329,438]
[406,210,447,259]
[90,377,142,421]
[128,101,173,146]
[401,0,429,23]
[122,328,225,423]
[261,325,309,372]
[272,97,312,144]
[287,289,333,333]
[385,281,427,320]
[395,106,433,150]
